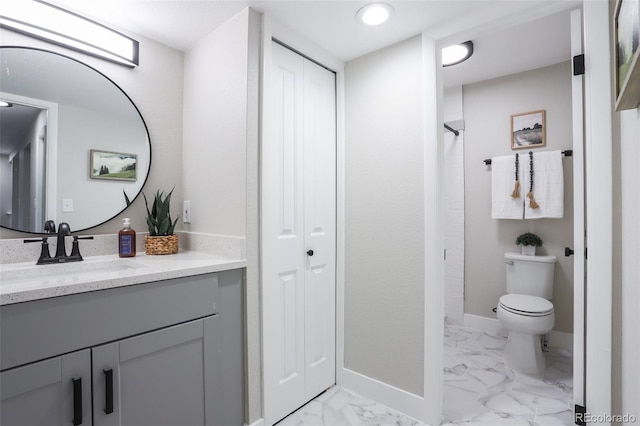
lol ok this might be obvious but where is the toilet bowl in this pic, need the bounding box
[497,252,557,377]
[497,294,554,376]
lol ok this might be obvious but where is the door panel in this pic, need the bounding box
[263,42,307,423]
[92,317,220,426]
[303,58,336,398]
[263,41,337,425]
[0,350,91,426]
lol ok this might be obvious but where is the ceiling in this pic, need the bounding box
[44,0,575,87]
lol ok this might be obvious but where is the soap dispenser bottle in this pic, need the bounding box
[119,218,136,258]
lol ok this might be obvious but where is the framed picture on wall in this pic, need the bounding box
[90,149,138,181]
[614,0,640,111]
[510,110,546,150]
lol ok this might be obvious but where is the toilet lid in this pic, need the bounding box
[499,294,554,316]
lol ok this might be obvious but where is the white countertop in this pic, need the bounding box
[0,251,246,306]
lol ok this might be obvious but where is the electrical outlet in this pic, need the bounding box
[183,200,191,223]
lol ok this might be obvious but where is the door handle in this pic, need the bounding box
[565,247,574,257]
[72,377,82,425]
[307,250,314,256]
[103,369,114,414]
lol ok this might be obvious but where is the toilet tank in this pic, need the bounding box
[504,252,557,299]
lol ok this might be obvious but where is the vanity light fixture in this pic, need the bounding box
[442,41,474,67]
[356,3,395,26]
[0,101,13,108]
[0,0,139,67]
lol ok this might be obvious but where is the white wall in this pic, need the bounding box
[182,8,262,423]
[182,9,253,237]
[0,28,184,238]
[463,61,574,333]
[444,86,465,325]
[344,35,425,397]
[612,106,640,424]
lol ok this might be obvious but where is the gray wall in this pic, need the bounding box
[344,35,425,396]
[463,61,574,333]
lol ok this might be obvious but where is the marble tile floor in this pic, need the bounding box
[276,323,573,426]
[442,323,573,425]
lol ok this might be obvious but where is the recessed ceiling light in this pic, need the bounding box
[0,101,13,107]
[442,41,474,67]
[356,3,395,26]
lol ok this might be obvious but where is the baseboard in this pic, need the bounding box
[245,418,265,426]
[463,313,508,337]
[341,368,428,422]
[463,313,574,351]
[548,329,574,351]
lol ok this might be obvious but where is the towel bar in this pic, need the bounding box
[483,150,572,165]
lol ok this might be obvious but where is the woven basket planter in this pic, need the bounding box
[145,234,179,255]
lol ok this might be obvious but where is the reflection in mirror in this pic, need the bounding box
[0,47,151,234]
[0,102,47,231]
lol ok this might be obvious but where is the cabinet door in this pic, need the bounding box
[0,349,92,426]
[92,316,222,426]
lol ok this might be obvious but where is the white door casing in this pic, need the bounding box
[262,41,336,425]
[570,7,586,412]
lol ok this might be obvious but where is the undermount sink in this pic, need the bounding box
[0,257,151,286]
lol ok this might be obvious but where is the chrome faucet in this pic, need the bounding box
[24,221,93,265]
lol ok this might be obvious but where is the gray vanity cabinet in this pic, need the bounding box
[0,349,92,426]
[0,269,245,426]
[92,316,222,426]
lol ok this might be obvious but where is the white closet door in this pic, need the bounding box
[263,42,306,423]
[262,41,336,425]
[303,58,336,399]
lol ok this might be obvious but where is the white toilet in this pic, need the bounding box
[497,252,557,376]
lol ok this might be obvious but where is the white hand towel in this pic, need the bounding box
[491,155,523,219]
[523,150,564,219]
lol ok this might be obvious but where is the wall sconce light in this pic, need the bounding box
[442,41,474,67]
[0,0,139,67]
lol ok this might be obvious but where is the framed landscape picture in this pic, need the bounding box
[614,0,640,111]
[510,110,546,150]
[90,149,137,181]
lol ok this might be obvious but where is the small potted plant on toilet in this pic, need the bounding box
[515,232,543,256]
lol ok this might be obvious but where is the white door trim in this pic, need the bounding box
[0,91,58,229]
[582,0,613,419]
[426,0,612,423]
[570,7,586,410]
[422,33,445,426]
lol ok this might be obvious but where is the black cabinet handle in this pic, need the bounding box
[307,250,314,256]
[72,377,82,425]
[103,369,114,414]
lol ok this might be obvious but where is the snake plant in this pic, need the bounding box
[143,188,180,236]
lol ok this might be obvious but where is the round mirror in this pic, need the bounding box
[0,47,151,234]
